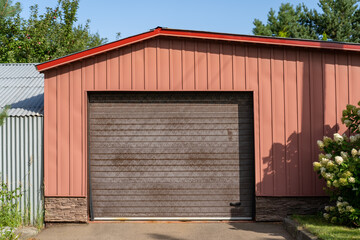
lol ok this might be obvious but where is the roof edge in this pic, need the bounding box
[37,27,360,72]
[36,28,161,72]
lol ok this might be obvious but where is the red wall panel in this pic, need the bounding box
[271,48,286,195]
[297,51,313,195]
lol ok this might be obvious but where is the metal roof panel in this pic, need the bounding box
[0,64,44,116]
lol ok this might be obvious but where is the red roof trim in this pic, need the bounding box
[160,29,360,51]
[37,27,360,72]
[36,28,161,72]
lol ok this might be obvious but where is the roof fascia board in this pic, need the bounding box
[160,29,360,51]
[36,29,161,72]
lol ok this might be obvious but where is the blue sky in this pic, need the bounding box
[17,0,319,42]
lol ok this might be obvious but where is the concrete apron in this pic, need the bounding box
[35,222,293,240]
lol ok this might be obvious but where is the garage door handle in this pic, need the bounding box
[230,202,241,207]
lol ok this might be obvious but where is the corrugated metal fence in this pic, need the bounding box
[0,116,43,224]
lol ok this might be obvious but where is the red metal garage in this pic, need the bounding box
[37,27,360,222]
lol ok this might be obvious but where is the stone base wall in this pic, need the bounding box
[44,196,327,222]
[255,196,329,221]
[45,197,87,222]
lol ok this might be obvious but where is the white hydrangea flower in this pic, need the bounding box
[350,136,356,142]
[323,136,332,145]
[348,177,355,183]
[327,161,335,169]
[324,173,334,180]
[335,156,344,165]
[317,140,324,149]
[325,153,332,159]
[336,201,343,207]
[341,151,348,159]
[320,167,326,173]
[330,206,335,211]
[344,119,352,127]
[333,133,344,143]
[323,213,330,219]
[339,178,348,186]
[344,171,352,178]
[346,206,355,213]
[320,158,329,166]
[324,206,330,212]
[313,162,321,170]
[338,196,343,201]
[351,148,358,157]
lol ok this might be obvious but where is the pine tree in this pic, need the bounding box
[0,0,20,18]
[253,0,360,43]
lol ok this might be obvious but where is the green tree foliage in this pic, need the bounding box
[0,0,107,63]
[253,3,317,39]
[0,0,20,18]
[0,106,9,126]
[253,0,360,43]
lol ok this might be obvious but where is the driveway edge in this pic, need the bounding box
[283,217,318,240]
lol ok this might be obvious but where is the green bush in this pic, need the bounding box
[0,181,22,239]
[0,181,22,227]
[314,102,360,227]
[0,227,19,240]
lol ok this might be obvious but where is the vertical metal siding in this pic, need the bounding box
[43,37,360,197]
[0,116,43,224]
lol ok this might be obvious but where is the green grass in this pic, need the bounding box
[292,215,360,240]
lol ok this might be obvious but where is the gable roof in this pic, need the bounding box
[36,27,360,72]
[0,63,44,116]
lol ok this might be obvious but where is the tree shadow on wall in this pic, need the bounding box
[259,125,338,197]
[229,125,337,227]
[252,125,338,221]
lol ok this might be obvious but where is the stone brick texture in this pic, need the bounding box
[255,196,329,221]
[44,196,328,222]
[45,197,87,222]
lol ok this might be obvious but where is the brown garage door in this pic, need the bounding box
[89,92,254,220]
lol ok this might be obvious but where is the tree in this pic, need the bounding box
[0,0,107,63]
[0,0,20,18]
[253,0,360,43]
[253,3,317,39]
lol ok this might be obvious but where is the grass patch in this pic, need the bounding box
[34,207,44,231]
[293,215,360,240]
